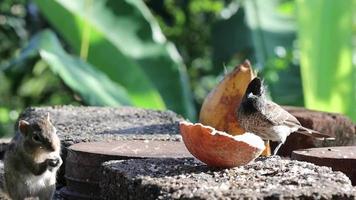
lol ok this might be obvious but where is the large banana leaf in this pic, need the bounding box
[244,0,304,106]
[296,0,356,121]
[34,0,196,119]
[16,30,133,106]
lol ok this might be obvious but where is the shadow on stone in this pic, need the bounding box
[98,123,180,135]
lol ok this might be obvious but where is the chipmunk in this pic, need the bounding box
[4,113,62,200]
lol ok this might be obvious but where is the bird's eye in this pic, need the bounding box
[32,134,41,142]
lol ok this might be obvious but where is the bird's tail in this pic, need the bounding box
[296,126,335,140]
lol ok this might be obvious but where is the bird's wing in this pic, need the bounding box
[259,101,301,128]
[260,101,333,139]
[295,126,334,139]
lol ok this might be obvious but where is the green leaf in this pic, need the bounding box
[212,7,253,74]
[0,107,10,123]
[244,0,297,64]
[32,30,132,106]
[34,0,196,119]
[296,0,356,121]
[244,0,303,106]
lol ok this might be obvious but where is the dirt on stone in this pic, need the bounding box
[101,156,356,200]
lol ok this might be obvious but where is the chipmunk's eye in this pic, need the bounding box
[32,134,41,142]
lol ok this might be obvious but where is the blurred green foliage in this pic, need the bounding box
[33,0,196,119]
[147,0,234,105]
[0,0,27,65]
[0,0,355,137]
[16,30,133,106]
[297,0,356,120]
[0,0,80,136]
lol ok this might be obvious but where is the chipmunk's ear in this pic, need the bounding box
[19,120,30,135]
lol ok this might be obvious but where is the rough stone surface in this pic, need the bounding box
[63,141,192,199]
[18,106,184,148]
[101,156,356,200]
[292,146,356,185]
[277,106,356,156]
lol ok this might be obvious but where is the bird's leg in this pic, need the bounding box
[273,142,283,156]
[261,140,271,156]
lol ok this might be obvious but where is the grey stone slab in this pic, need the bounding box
[18,106,184,148]
[63,141,193,199]
[100,156,356,200]
[292,146,356,185]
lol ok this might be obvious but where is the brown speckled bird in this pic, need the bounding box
[237,77,332,155]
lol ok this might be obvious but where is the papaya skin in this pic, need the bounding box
[179,122,265,167]
[199,60,254,135]
[199,60,271,156]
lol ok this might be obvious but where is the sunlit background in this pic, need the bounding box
[0,0,355,137]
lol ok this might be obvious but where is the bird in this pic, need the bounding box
[237,77,333,155]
